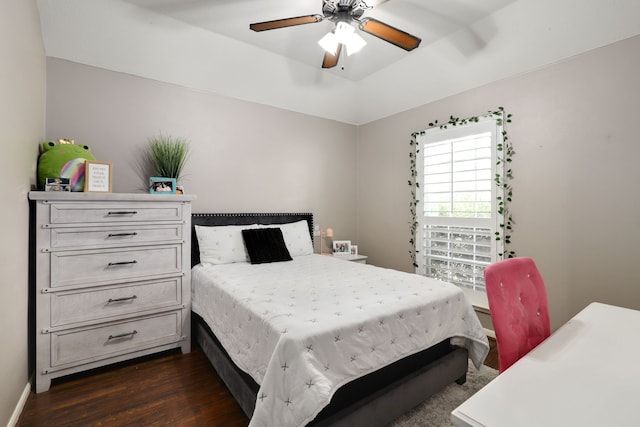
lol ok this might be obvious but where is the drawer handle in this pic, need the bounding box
[107,232,138,237]
[107,211,138,215]
[108,295,137,303]
[108,330,138,340]
[107,260,138,267]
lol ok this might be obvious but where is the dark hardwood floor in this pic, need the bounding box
[18,347,249,427]
[484,336,499,370]
[17,338,499,426]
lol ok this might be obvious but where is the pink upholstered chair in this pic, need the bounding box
[484,257,551,373]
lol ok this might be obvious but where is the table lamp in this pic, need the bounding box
[320,227,334,255]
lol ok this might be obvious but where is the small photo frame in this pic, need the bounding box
[333,240,351,256]
[351,245,358,256]
[149,177,176,194]
[84,161,112,193]
[45,177,71,192]
[176,185,184,195]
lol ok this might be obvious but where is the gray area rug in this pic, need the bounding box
[389,363,498,427]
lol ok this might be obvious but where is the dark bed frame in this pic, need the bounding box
[191,213,468,427]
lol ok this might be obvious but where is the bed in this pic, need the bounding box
[190,213,489,427]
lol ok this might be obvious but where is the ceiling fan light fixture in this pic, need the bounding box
[319,21,367,56]
[318,32,339,55]
[334,21,354,41]
[345,32,366,56]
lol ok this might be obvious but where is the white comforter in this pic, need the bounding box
[192,254,489,427]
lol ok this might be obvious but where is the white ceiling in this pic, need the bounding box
[37,0,640,124]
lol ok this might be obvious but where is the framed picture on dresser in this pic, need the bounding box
[84,161,112,193]
[149,177,176,194]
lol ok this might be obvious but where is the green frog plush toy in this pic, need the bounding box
[37,139,96,191]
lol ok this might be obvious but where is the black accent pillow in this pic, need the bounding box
[242,228,293,264]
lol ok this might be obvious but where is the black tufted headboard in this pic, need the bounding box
[190,212,314,267]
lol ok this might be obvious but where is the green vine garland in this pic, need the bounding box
[408,107,514,268]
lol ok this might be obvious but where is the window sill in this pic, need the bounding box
[461,288,489,314]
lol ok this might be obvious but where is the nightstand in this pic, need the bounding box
[335,254,368,264]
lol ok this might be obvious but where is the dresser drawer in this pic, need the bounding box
[50,311,182,367]
[50,278,182,327]
[50,224,183,249]
[49,202,183,224]
[50,245,181,288]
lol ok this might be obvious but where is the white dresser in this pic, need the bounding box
[29,191,195,392]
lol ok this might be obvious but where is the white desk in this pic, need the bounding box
[451,302,640,427]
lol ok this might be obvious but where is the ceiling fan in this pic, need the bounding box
[250,0,421,69]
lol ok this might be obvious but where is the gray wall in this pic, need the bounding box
[45,58,359,245]
[357,34,640,329]
[0,0,45,424]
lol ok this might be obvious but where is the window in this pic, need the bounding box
[415,119,504,292]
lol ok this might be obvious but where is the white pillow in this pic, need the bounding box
[277,220,314,257]
[195,224,259,265]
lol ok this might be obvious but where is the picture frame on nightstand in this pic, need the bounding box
[333,240,351,255]
[351,245,358,255]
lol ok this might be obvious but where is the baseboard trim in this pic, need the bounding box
[8,381,31,427]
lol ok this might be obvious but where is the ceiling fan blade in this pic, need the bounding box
[358,17,421,51]
[250,14,322,32]
[322,43,343,69]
